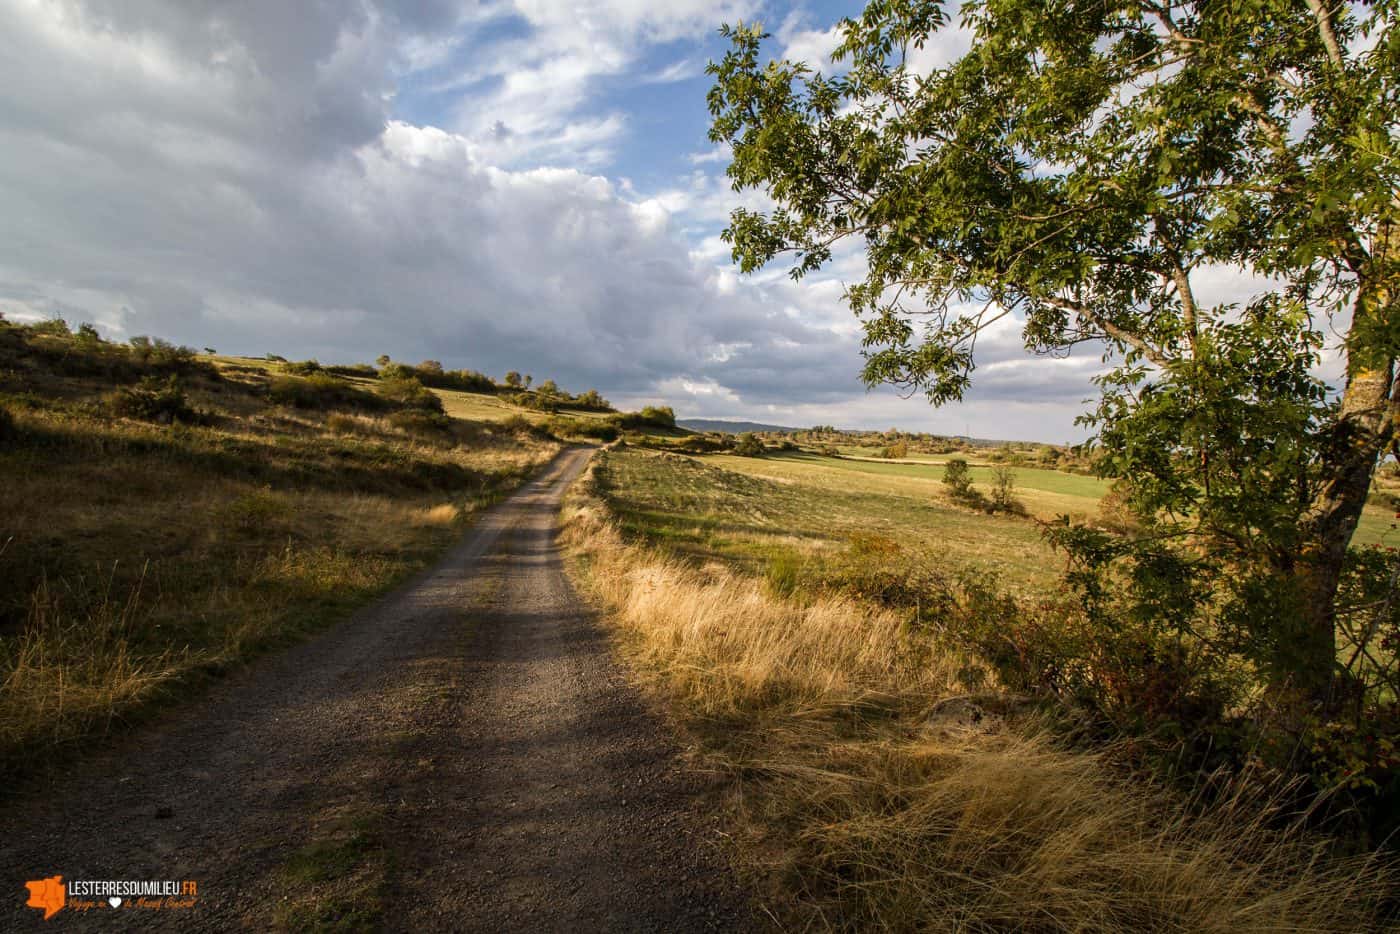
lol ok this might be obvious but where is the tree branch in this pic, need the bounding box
[1043,296,1174,368]
[1305,0,1345,69]
[1170,259,1199,356]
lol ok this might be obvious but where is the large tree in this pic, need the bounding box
[708,0,1398,707]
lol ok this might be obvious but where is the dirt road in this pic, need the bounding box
[0,447,751,931]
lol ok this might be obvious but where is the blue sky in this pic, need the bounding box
[0,0,1121,441]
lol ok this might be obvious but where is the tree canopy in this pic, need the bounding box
[708,0,1398,710]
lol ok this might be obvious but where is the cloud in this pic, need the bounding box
[643,58,704,84]
[775,4,972,77]
[0,0,1150,443]
[426,0,756,166]
[778,18,845,72]
[688,143,732,165]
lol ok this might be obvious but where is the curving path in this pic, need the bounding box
[0,447,750,931]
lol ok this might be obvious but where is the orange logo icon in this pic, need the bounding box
[23,879,65,918]
[25,875,65,920]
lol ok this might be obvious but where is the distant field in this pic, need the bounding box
[727,451,1110,522]
[598,446,1397,604]
[743,450,1398,549]
[598,448,1062,592]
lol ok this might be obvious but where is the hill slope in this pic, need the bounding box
[0,319,559,785]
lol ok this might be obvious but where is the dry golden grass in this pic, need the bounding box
[562,459,1394,932]
[0,352,558,785]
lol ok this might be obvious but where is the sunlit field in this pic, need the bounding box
[599,447,1063,593]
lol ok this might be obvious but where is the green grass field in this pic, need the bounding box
[722,451,1111,521]
[598,445,1399,604]
[598,448,1063,592]
[737,449,1398,548]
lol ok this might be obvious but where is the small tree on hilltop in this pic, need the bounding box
[505,371,523,389]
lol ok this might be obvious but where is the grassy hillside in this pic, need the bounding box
[0,321,560,786]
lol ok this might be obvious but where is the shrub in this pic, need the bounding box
[376,377,443,412]
[5,321,216,383]
[639,405,675,428]
[324,363,377,379]
[989,465,1022,514]
[877,440,910,459]
[765,549,807,598]
[819,445,841,457]
[615,406,677,430]
[127,336,199,372]
[572,389,612,411]
[282,359,323,376]
[407,364,495,393]
[942,457,991,510]
[942,458,973,498]
[28,318,72,338]
[268,374,386,411]
[544,417,619,442]
[108,376,195,423]
[734,433,765,457]
[507,391,558,413]
[442,369,496,393]
[676,434,729,454]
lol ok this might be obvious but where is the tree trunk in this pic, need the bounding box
[1296,358,1395,709]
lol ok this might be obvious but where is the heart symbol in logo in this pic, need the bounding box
[108,896,122,908]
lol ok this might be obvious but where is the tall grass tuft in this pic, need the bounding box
[1,573,186,766]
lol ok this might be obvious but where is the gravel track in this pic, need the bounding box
[0,447,751,931]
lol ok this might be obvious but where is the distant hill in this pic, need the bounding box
[678,418,802,434]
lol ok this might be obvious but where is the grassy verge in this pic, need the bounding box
[0,329,558,787]
[563,448,1394,931]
